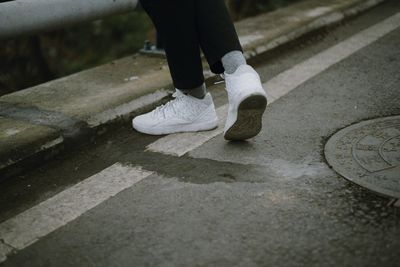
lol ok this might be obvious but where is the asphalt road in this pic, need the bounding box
[1,1,400,266]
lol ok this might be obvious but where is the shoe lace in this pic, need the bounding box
[214,74,226,85]
[153,90,186,118]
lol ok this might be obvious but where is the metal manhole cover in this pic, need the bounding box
[325,116,400,199]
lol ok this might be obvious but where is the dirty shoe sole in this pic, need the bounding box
[224,94,267,141]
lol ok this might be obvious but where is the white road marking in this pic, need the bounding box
[0,163,153,263]
[266,12,400,101]
[146,13,400,157]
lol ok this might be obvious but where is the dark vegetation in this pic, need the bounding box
[0,0,300,96]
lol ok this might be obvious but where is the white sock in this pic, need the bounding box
[222,50,247,74]
[180,83,207,99]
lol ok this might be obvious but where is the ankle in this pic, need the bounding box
[222,50,247,74]
[179,83,207,99]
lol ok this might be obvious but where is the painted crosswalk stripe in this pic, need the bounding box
[0,163,153,263]
[146,12,400,157]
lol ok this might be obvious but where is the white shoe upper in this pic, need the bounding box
[132,89,218,135]
[224,64,267,133]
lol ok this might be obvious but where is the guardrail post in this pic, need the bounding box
[140,31,165,56]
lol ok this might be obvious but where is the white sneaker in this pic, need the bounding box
[223,64,267,141]
[132,89,218,135]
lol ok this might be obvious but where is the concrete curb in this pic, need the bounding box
[0,0,387,180]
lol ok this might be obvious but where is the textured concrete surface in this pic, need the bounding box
[237,0,386,57]
[0,1,399,266]
[0,49,171,179]
[0,55,171,120]
[0,0,387,178]
[0,117,60,171]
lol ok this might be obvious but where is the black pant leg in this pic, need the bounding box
[139,0,204,90]
[195,0,243,74]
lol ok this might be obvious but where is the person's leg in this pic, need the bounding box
[194,0,246,75]
[194,0,267,140]
[139,0,205,93]
[132,0,218,135]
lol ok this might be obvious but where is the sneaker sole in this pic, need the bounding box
[224,94,267,141]
[133,120,218,136]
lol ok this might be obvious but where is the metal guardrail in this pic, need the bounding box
[0,0,138,40]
